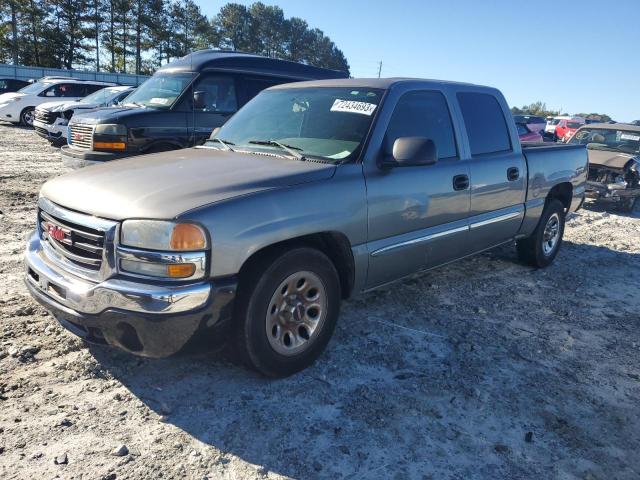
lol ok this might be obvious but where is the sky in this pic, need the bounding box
[196,0,640,121]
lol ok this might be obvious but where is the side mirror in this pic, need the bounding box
[380,137,438,169]
[209,127,221,139]
[193,90,207,110]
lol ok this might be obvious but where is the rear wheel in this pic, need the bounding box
[20,107,35,127]
[233,247,341,377]
[517,199,565,267]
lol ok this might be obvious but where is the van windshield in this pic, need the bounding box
[122,73,194,109]
[209,87,384,162]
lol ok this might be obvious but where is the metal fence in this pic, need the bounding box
[0,64,149,86]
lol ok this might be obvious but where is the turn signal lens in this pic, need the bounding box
[167,263,196,278]
[170,223,206,251]
[94,141,126,150]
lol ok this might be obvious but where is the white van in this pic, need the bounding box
[0,77,116,127]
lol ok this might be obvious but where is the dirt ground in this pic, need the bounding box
[0,123,638,480]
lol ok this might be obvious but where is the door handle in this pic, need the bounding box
[507,167,520,181]
[452,174,469,191]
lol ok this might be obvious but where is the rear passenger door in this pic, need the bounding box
[456,91,526,252]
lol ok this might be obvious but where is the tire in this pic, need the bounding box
[20,107,35,127]
[621,196,640,213]
[517,199,565,268]
[233,247,341,377]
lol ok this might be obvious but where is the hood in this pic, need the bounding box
[41,147,336,220]
[0,92,24,103]
[71,105,144,124]
[36,100,82,112]
[587,148,637,170]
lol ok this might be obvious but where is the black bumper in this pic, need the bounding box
[26,277,237,358]
[60,145,131,165]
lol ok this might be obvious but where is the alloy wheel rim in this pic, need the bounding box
[24,111,34,126]
[265,270,327,356]
[542,213,560,256]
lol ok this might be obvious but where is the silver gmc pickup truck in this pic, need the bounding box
[24,78,587,376]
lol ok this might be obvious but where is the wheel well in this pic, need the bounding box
[238,232,356,299]
[546,182,572,211]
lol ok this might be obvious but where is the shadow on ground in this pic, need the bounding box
[89,241,640,479]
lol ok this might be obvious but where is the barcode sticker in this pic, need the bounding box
[330,99,377,116]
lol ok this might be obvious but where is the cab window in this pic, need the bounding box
[385,90,458,159]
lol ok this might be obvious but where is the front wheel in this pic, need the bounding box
[517,199,566,268]
[20,107,35,127]
[233,247,341,377]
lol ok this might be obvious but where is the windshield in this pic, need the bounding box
[552,119,562,125]
[18,81,52,95]
[569,128,640,154]
[123,73,194,109]
[210,87,384,162]
[567,122,582,129]
[78,87,126,105]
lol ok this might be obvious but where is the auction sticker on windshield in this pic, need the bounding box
[149,97,169,105]
[330,99,377,116]
[620,133,640,142]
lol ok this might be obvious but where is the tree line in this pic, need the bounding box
[0,1,350,75]
[511,101,612,123]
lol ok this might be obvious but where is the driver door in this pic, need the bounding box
[190,74,238,145]
[364,90,471,288]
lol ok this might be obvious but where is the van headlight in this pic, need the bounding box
[118,220,208,280]
[94,123,127,135]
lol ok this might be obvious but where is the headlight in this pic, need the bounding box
[119,221,208,280]
[120,220,208,251]
[94,123,127,135]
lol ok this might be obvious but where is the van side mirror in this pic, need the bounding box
[380,137,438,169]
[193,90,207,110]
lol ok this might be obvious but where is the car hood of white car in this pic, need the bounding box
[0,92,24,103]
[37,100,90,112]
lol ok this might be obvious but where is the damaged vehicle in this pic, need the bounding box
[568,123,640,212]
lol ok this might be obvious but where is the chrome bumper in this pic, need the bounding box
[24,230,211,315]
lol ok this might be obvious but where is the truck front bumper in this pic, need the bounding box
[24,231,236,357]
[61,145,130,169]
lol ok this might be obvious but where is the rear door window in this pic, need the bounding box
[243,77,286,102]
[384,90,458,159]
[457,92,511,155]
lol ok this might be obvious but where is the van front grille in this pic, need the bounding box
[68,123,94,149]
[39,209,105,271]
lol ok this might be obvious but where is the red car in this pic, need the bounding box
[555,119,584,141]
[561,121,584,142]
[516,122,543,142]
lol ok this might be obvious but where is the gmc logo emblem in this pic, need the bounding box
[73,133,84,141]
[47,224,67,242]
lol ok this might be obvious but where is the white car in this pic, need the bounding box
[33,86,134,145]
[0,77,116,127]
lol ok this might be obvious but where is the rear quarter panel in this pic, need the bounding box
[519,144,588,236]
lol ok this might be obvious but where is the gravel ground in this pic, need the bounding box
[0,123,639,480]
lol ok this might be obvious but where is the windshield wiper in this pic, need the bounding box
[248,139,307,161]
[210,137,235,152]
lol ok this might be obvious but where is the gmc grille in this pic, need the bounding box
[68,123,94,149]
[39,209,105,271]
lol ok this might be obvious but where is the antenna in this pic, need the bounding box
[377,61,382,78]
